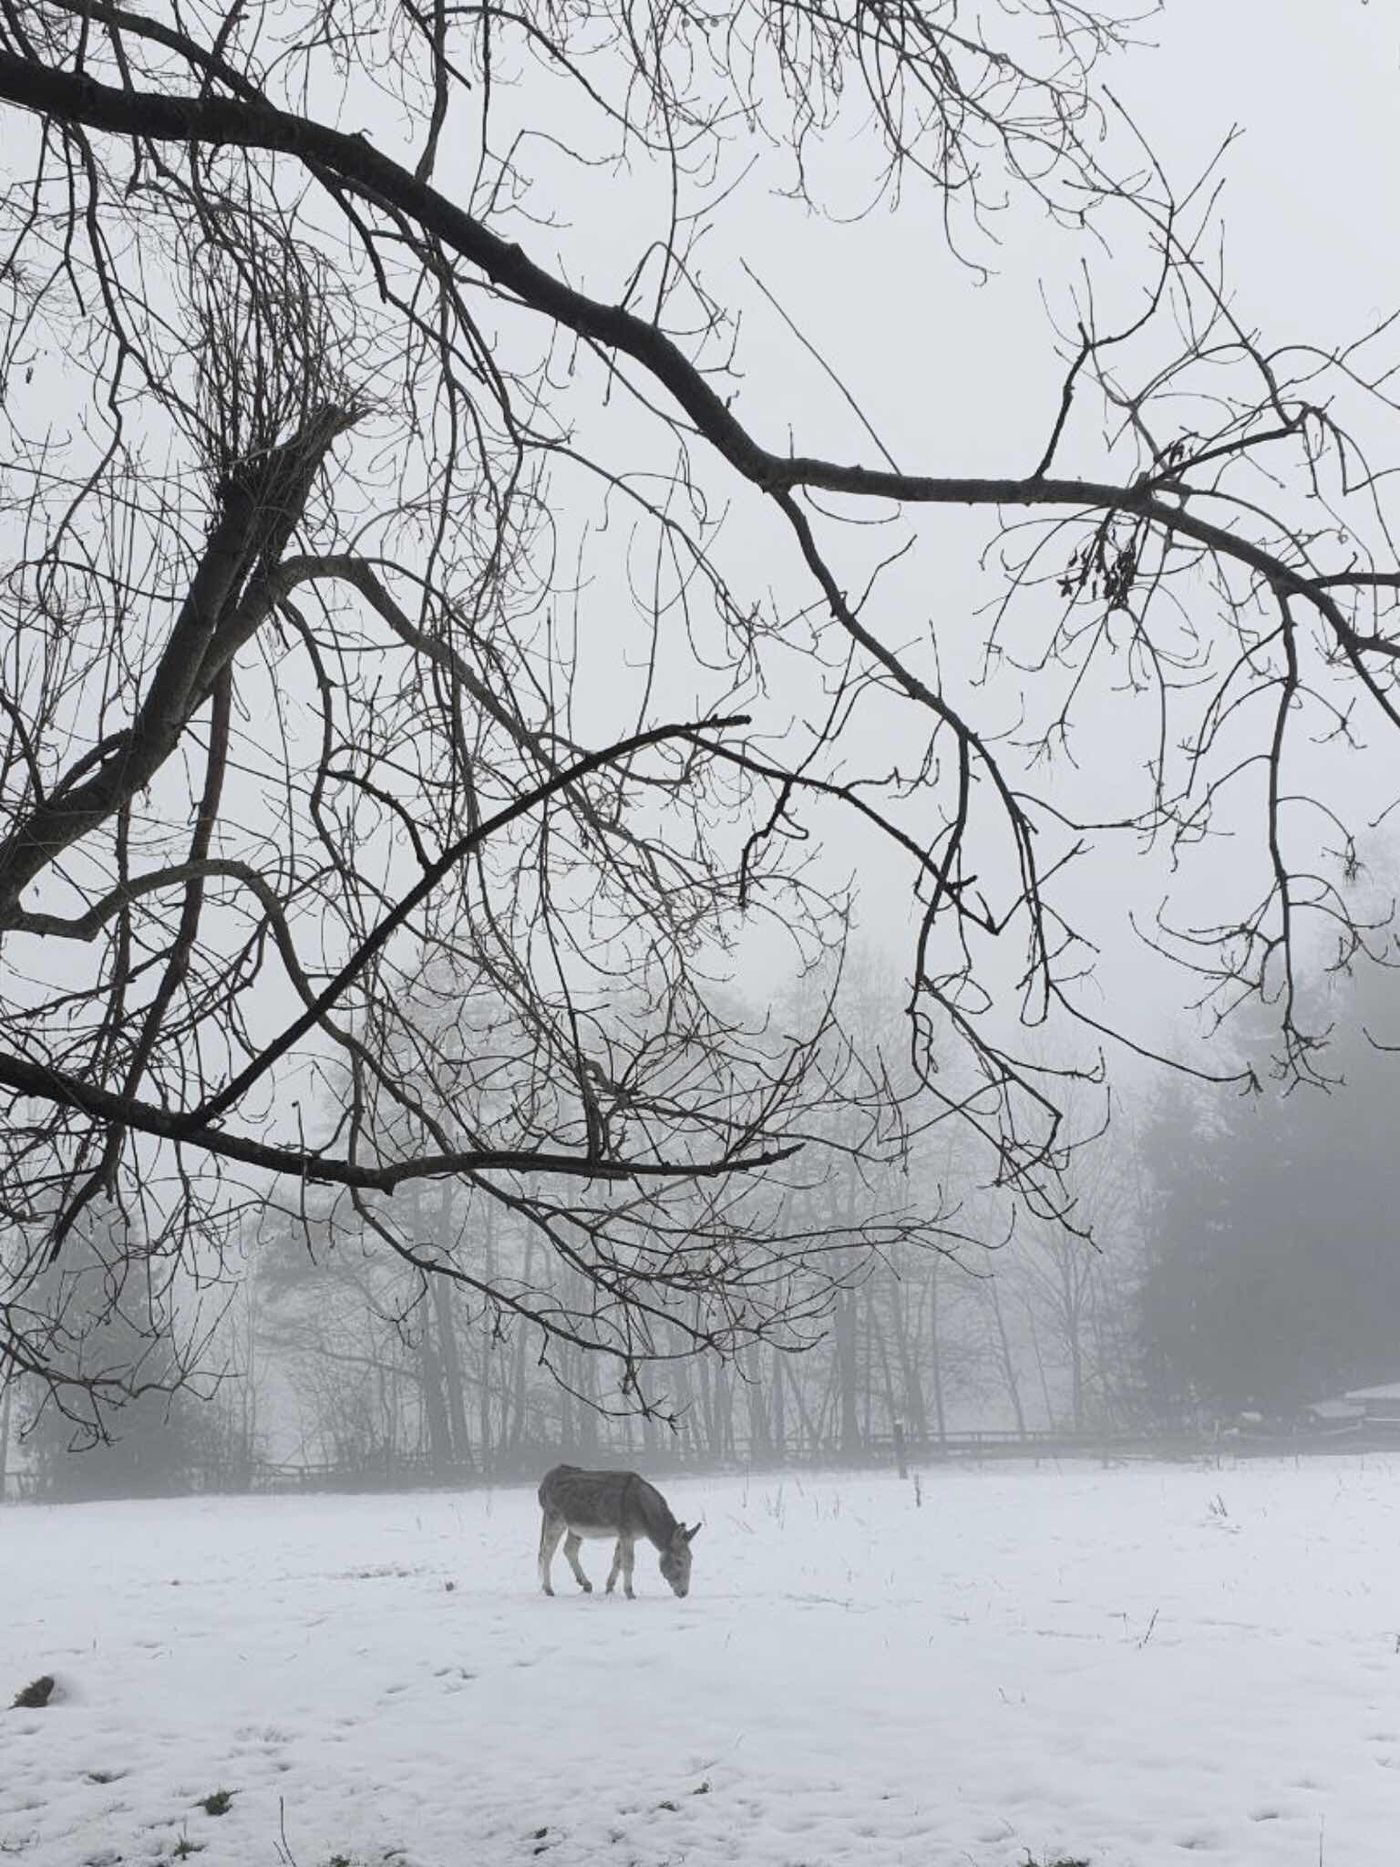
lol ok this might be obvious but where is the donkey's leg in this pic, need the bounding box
[621,1537,637,1600]
[605,1537,624,1594]
[539,1513,566,1596]
[563,1532,593,1593]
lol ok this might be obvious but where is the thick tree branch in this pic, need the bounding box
[0,1044,799,1188]
[0,400,355,922]
[0,52,1377,674]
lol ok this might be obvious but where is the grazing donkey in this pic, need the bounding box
[537,1464,700,1599]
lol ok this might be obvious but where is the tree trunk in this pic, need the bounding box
[669,1333,697,1458]
[786,1353,821,1456]
[1024,1299,1057,1431]
[432,1272,473,1472]
[576,1351,600,1458]
[0,1378,12,1498]
[870,1279,900,1445]
[988,1278,1028,1439]
[718,1362,738,1457]
[239,1286,259,1481]
[744,1342,771,1459]
[379,1362,401,1475]
[926,1266,948,1449]
[834,1286,860,1456]
[889,1271,930,1445]
[1060,1255,1087,1433]
[862,1282,876,1445]
[507,1229,538,1455]
[697,1346,720,1456]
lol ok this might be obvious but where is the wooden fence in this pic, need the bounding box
[10,1415,1397,1502]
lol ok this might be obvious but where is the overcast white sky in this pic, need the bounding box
[292,0,1400,1101]
[683,0,1400,1072]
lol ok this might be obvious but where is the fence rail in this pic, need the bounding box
[7,1415,1398,1502]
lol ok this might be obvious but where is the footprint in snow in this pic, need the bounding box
[233,1725,290,1751]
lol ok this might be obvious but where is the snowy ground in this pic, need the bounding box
[3,1458,1399,1867]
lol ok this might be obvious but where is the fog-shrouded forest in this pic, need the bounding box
[9,932,1400,1501]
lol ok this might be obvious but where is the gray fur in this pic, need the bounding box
[537,1464,700,1599]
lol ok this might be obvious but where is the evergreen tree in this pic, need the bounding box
[17,1210,226,1497]
[1138,970,1400,1418]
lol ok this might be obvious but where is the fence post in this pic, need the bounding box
[893,1419,908,1480]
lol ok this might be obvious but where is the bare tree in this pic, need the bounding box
[2,1,1399,1426]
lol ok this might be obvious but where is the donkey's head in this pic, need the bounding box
[658,1521,700,1597]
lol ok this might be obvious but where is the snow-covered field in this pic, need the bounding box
[3,1458,1398,1867]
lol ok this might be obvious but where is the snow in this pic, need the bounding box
[4,1457,1399,1867]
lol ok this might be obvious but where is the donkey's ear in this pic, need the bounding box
[685,1522,702,1542]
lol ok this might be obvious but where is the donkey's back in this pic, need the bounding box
[538,1463,667,1539]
